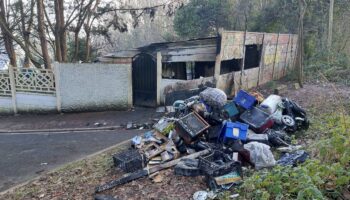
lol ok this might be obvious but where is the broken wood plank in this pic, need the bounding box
[95,149,210,193]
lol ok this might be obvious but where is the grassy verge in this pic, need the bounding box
[235,112,350,200]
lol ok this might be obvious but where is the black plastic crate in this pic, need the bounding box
[112,149,144,173]
[198,150,242,177]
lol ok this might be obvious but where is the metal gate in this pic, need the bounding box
[132,53,157,107]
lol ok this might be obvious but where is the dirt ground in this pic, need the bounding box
[1,81,349,200]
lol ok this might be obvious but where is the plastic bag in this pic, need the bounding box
[199,87,227,108]
[244,142,276,169]
[277,150,309,166]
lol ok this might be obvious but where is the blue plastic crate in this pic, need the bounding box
[234,90,256,110]
[222,101,239,118]
[221,121,248,142]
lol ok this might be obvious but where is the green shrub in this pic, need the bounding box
[305,51,350,85]
[238,114,350,200]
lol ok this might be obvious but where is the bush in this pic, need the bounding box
[239,114,350,199]
[305,50,350,85]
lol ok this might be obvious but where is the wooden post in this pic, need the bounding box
[53,63,62,113]
[8,66,17,115]
[214,34,222,82]
[257,33,265,86]
[127,62,133,107]
[214,54,221,81]
[156,52,162,106]
[271,33,280,80]
[283,34,292,76]
[240,31,247,89]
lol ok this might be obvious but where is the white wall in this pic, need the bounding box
[0,63,133,114]
[0,93,56,115]
[0,96,13,114]
[55,63,132,112]
[16,92,57,113]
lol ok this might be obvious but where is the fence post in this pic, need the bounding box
[156,52,162,106]
[127,62,133,108]
[272,33,280,80]
[8,66,17,115]
[54,63,62,113]
[283,34,292,76]
[257,33,266,86]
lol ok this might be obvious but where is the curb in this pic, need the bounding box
[0,126,122,134]
[0,139,132,196]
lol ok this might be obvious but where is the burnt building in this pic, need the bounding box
[100,31,298,107]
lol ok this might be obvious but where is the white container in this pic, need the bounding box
[260,95,282,114]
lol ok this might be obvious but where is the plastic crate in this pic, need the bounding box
[234,90,256,110]
[221,121,248,142]
[222,101,239,119]
[199,150,241,177]
[112,149,144,173]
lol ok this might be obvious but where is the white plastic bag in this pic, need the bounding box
[244,142,276,169]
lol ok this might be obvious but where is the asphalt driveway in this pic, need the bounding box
[0,130,141,192]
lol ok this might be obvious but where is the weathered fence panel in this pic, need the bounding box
[13,68,55,94]
[0,71,11,96]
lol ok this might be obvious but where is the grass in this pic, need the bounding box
[1,80,349,200]
[236,110,350,200]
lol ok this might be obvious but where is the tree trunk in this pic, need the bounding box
[0,0,17,68]
[19,0,33,68]
[37,0,51,69]
[297,0,307,87]
[54,0,62,62]
[327,0,334,50]
[73,30,79,62]
[59,0,67,62]
[84,28,91,62]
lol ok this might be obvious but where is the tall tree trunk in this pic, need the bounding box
[0,0,17,68]
[37,0,51,69]
[54,0,62,62]
[84,30,91,62]
[58,0,67,62]
[297,0,307,87]
[73,30,79,62]
[327,0,334,50]
[19,0,34,68]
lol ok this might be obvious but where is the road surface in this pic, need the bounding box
[0,130,140,192]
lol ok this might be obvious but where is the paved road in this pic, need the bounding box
[0,130,140,192]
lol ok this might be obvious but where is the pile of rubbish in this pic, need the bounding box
[95,88,310,196]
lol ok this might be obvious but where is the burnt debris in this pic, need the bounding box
[96,87,310,195]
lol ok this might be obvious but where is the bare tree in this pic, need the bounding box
[297,0,307,87]
[18,0,36,67]
[0,0,17,67]
[71,0,95,62]
[37,0,51,69]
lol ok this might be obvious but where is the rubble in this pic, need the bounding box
[96,87,311,197]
